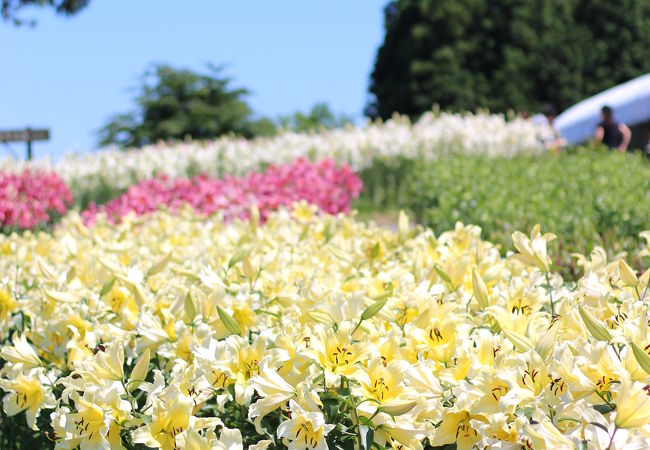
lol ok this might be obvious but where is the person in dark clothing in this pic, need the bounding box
[595,105,631,153]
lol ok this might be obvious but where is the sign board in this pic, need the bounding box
[0,128,50,160]
[0,129,50,142]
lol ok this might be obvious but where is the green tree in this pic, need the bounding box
[278,103,352,132]
[2,0,89,24]
[98,64,275,148]
[366,0,650,119]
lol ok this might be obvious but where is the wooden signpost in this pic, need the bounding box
[0,128,50,160]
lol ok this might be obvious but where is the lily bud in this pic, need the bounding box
[535,322,560,359]
[184,292,196,320]
[619,259,638,287]
[378,399,418,416]
[578,306,611,342]
[398,210,409,242]
[129,349,150,390]
[630,341,650,375]
[307,310,336,325]
[501,328,534,353]
[243,256,256,281]
[472,267,489,309]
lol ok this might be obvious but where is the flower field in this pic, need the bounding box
[0,206,649,449]
[81,158,361,224]
[0,112,550,209]
[0,112,649,449]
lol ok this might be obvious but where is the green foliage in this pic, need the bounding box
[278,103,353,133]
[358,149,650,277]
[1,0,88,24]
[98,64,276,148]
[0,406,55,448]
[358,156,417,209]
[72,179,126,210]
[367,0,650,118]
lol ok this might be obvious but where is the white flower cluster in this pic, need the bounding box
[0,112,550,200]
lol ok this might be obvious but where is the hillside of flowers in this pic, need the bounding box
[0,112,551,207]
[0,206,649,449]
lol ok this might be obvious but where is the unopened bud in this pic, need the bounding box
[619,259,638,287]
[472,268,489,309]
[578,306,611,342]
[502,328,534,353]
[378,399,418,416]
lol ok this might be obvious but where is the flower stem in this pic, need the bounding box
[606,426,618,450]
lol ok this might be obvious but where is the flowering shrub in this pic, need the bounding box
[0,170,72,230]
[0,112,551,207]
[0,206,649,449]
[82,159,362,223]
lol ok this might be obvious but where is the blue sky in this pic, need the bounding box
[0,1,387,160]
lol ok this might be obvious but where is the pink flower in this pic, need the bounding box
[82,158,362,224]
[0,170,73,229]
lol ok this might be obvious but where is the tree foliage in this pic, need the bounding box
[366,0,650,119]
[98,64,275,148]
[2,0,89,24]
[278,103,352,133]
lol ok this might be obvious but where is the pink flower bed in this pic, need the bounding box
[0,171,72,229]
[82,158,362,223]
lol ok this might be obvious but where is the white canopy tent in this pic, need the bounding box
[554,73,650,145]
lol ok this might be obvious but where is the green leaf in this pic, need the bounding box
[370,242,380,260]
[433,265,451,284]
[323,398,339,422]
[66,266,76,283]
[324,222,335,242]
[299,225,309,241]
[171,267,200,281]
[358,416,375,427]
[99,277,116,297]
[227,249,247,269]
[592,404,616,415]
[147,252,172,277]
[360,298,388,321]
[516,406,534,419]
[217,305,241,335]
